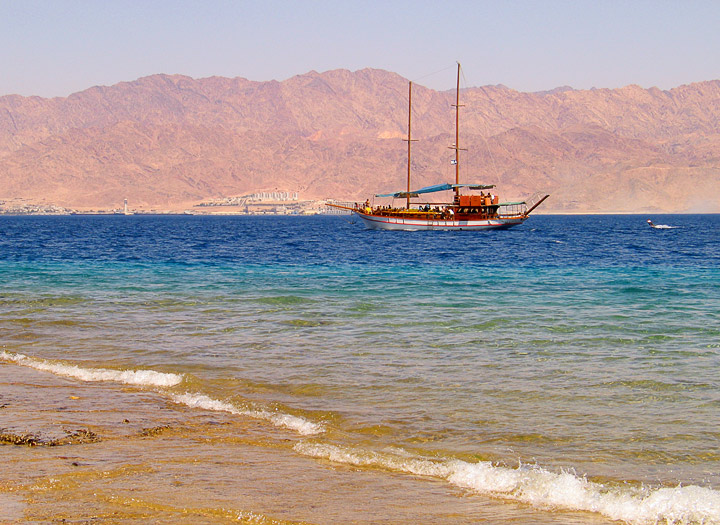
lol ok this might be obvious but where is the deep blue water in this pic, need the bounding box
[2,214,718,267]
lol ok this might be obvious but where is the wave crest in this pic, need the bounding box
[1,350,324,437]
[170,392,324,436]
[0,350,183,387]
[294,442,720,524]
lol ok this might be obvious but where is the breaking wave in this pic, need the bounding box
[0,350,183,387]
[294,442,720,525]
[170,392,324,436]
[0,350,324,437]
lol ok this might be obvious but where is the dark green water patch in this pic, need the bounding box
[255,295,315,306]
[280,319,332,328]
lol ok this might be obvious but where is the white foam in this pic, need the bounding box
[1,350,324,436]
[294,442,720,524]
[294,442,452,478]
[0,350,184,387]
[170,392,324,436]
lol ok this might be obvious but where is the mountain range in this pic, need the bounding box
[1,68,719,213]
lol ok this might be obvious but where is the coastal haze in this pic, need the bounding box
[1,69,719,214]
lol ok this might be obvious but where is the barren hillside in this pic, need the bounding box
[1,69,719,212]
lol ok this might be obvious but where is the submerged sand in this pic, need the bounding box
[0,362,614,524]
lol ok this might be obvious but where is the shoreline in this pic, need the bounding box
[0,210,718,217]
[3,196,718,217]
[2,359,592,524]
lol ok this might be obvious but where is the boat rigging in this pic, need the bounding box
[328,62,549,230]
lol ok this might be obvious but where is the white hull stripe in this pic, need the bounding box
[355,212,525,230]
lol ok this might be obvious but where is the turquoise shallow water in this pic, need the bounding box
[1,214,719,523]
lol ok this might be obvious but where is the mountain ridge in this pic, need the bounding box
[1,69,719,213]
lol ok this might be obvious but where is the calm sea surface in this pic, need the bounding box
[1,214,719,523]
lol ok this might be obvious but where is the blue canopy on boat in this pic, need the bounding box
[375,183,494,198]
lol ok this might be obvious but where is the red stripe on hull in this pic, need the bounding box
[355,212,525,231]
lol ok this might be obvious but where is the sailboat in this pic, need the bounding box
[329,63,549,230]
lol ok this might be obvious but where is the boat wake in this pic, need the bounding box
[647,220,677,229]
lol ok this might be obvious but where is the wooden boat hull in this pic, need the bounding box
[354,211,525,231]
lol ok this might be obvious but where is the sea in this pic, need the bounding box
[1,213,719,524]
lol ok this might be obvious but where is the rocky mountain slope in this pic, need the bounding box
[1,69,719,212]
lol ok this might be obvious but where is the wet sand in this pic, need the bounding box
[1,362,613,524]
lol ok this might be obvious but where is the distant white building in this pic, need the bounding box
[247,191,298,202]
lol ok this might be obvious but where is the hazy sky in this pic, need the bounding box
[2,0,719,98]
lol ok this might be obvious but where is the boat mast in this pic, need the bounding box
[450,62,465,197]
[403,81,417,209]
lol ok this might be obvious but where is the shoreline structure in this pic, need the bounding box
[0,198,707,216]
